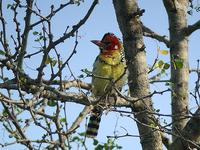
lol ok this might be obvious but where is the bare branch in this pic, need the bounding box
[30,1,73,28]
[51,0,98,47]
[68,106,93,133]
[50,31,79,82]
[1,102,34,150]
[142,24,170,47]
[36,0,98,82]
[0,0,11,55]
[17,0,33,69]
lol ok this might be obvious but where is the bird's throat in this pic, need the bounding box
[100,49,117,56]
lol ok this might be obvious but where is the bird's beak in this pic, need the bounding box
[91,40,105,48]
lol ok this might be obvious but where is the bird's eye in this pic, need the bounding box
[114,45,118,49]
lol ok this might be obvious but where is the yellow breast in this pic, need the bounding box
[92,51,126,96]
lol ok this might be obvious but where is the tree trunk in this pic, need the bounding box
[163,0,189,141]
[113,1,163,149]
[169,107,200,149]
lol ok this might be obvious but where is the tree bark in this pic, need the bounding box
[113,1,163,149]
[163,0,189,141]
[169,107,200,149]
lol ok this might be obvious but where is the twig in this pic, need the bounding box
[68,106,93,133]
[50,31,79,82]
[30,1,73,28]
[0,0,11,55]
[1,102,34,149]
[36,0,98,82]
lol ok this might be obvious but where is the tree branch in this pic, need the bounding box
[51,0,98,47]
[36,0,98,82]
[68,106,93,133]
[185,19,200,36]
[169,107,200,149]
[1,102,34,150]
[30,1,73,28]
[17,0,33,69]
[142,24,170,47]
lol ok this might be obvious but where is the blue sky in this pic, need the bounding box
[0,0,200,150]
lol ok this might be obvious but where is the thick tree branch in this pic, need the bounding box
[185,19,200,36]
[44,79,91,90]
[142,24,170,47]
[0,82,130,107]
[169,107,200,149]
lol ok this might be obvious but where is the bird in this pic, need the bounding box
[86,33,126,138]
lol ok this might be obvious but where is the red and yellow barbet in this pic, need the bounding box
[86,33,126,138]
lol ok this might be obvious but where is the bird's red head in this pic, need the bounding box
[91,33,121,52]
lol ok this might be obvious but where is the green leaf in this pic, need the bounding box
[0,50,5,56]
[47,100,57,107]
[39,35,44,40]
[116,145,123,149]
[158,49,169,55]
[52,60,57,67]
[93,139,99,146]
[34,38,40,42]
[81,68,92,75]
[71,136,80,142]
[34,35,44,42]
[163,63,170,70]
[174,59,183,69]
[161,69,166,74]
[7,4,12,9]
[45,56,51,65]
[104,143,109,150]
[60,118,66,123]
[156,109,160,113]
[165,82,170,86]
[18,119,23,123]
[78,74,84,78]
[45,56,57,66]
[95,144,104,150]
[172,54,184,69]
[2,109,8,117]
[78,132,85,136]
[33,31,39,35]
[158,60,164,68]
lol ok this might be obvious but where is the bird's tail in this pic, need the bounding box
[86,107,102,138]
